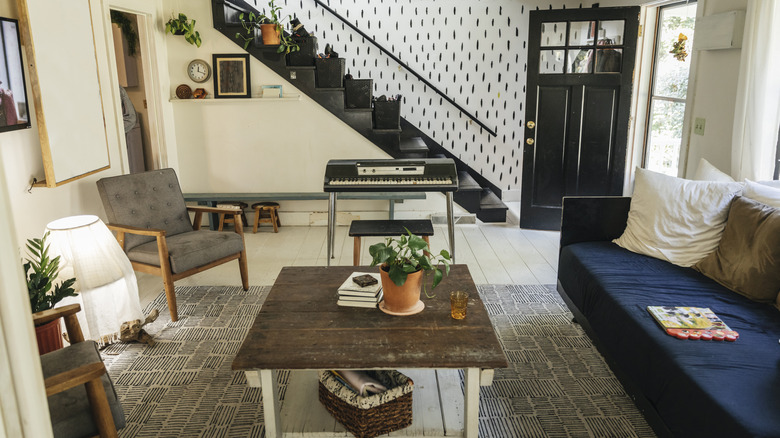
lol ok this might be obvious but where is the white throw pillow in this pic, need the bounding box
[756,179,780,189]
[744,179,780,207]
[693,158,735,182]
[614,168,743,267]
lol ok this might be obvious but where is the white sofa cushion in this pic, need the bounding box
[693,158,735,182]
[614,168,743,267]
[743,179,780,207]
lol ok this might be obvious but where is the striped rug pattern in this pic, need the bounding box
[102,285,655,437]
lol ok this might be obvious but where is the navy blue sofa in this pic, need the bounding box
[557,197,780,437]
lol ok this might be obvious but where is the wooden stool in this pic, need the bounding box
[348,219,434,266]
[217,201,248,231]
[251,202,281,233]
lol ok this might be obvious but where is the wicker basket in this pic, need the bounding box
[318,370,413,438]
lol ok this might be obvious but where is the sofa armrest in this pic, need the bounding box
[560,196,631,248]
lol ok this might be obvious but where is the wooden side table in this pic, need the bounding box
[251,202,281,233]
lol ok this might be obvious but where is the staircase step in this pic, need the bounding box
[398,137,429,158]
[477,189,508,223]
[457,171,482,192]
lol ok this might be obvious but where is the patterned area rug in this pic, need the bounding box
[103,285,655,438]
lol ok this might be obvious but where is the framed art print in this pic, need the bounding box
[213,53,250,98]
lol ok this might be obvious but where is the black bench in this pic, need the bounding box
[348,219,434,266]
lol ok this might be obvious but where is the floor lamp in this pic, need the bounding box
[46,215,145,345]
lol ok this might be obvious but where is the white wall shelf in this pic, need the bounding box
[170,94,301,103]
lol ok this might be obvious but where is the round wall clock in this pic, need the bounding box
[187,59,211,83]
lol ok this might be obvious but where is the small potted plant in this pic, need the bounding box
[235,0,300,54]
[165,13,202,47]
[24,231,77,354]
[369,229,451,315]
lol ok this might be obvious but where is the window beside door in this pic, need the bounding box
[643,1,697,176]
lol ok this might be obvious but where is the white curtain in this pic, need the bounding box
[731,0,780,181]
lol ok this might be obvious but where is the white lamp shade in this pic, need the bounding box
[46,215,144,343]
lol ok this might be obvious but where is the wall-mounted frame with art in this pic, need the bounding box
[0,17,31,133]
[213,53,250,98]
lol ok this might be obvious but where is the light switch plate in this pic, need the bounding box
[290,71,297,80]
[693,117,706,136]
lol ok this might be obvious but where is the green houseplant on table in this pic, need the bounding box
[24,231,77,354]
[165,13,202,47]
[235,0,300,53]
[369,229,451,315]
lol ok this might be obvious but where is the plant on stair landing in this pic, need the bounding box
[369,229,450,315]
[235,0,300,54]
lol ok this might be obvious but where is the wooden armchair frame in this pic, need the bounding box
[107,206,249,322]
[33,304,118,438]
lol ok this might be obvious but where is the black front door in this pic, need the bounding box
[520,7,640,230]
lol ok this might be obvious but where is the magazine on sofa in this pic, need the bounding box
[647,306,739,341]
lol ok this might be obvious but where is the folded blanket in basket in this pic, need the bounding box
[333,370,387,396]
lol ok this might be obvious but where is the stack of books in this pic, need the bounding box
[337,272,382,308]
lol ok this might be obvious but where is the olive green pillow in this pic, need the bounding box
[694,196,780,303]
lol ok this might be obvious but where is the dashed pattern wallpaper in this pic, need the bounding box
[238,0,584,193]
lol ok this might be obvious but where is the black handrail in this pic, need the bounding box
[311,0,497,138]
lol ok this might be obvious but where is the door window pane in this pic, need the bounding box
[541,22,566,47]
[652,7,696,99]
[567,49,592,73]
[569,21,595,45]
[540,50,565,74]
[597,20,625,45]
[595,48,622,73]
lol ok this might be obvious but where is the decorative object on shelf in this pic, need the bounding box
[175,83,193,99]
[165,13,201,47]
[235,1,301,54]
[45,215,148,346]
[261,85,282,98]
[193,88,208,99]
[24,231,77,354]
[213,53,251,98]
[670,33,689,61]
[369,229,450,315]
[187,59,211,83]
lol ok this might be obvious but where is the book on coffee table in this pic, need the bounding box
[337,291,383,308]
[337,272,381,296]
[647,306,738,341]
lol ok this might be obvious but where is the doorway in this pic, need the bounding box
[520,7,640,230]
[108,8,162,173]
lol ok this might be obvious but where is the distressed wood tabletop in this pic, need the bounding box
[232,265,508,371]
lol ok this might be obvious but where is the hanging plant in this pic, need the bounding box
[670,33,688,61]
[110,11,138,56]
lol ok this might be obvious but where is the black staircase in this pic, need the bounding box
[212,0,508,222]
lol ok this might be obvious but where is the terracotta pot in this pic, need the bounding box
[380,265,423,315]
[35,318,63,355]
[260,23,281,45]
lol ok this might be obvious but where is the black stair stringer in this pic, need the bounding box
[212,0,507,222]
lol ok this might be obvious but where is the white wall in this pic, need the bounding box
[682,0,747,177]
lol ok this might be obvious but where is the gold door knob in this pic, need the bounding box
[526,138,535,145]
[527,121,535,129]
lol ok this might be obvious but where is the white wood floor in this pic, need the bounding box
[136,222,560,308]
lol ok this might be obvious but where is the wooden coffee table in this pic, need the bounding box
[233,265,507,437]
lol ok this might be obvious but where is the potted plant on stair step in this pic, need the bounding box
[369,229,451,316]
[24,231,77,354]
[235,0,300,54]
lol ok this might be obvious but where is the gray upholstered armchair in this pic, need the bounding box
[96,169,248,321]
[36,304,124,438]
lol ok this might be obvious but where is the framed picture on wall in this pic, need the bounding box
[213,53,250,98]
[0,17,31,133]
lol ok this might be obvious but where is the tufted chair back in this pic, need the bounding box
[97,169,194,252]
